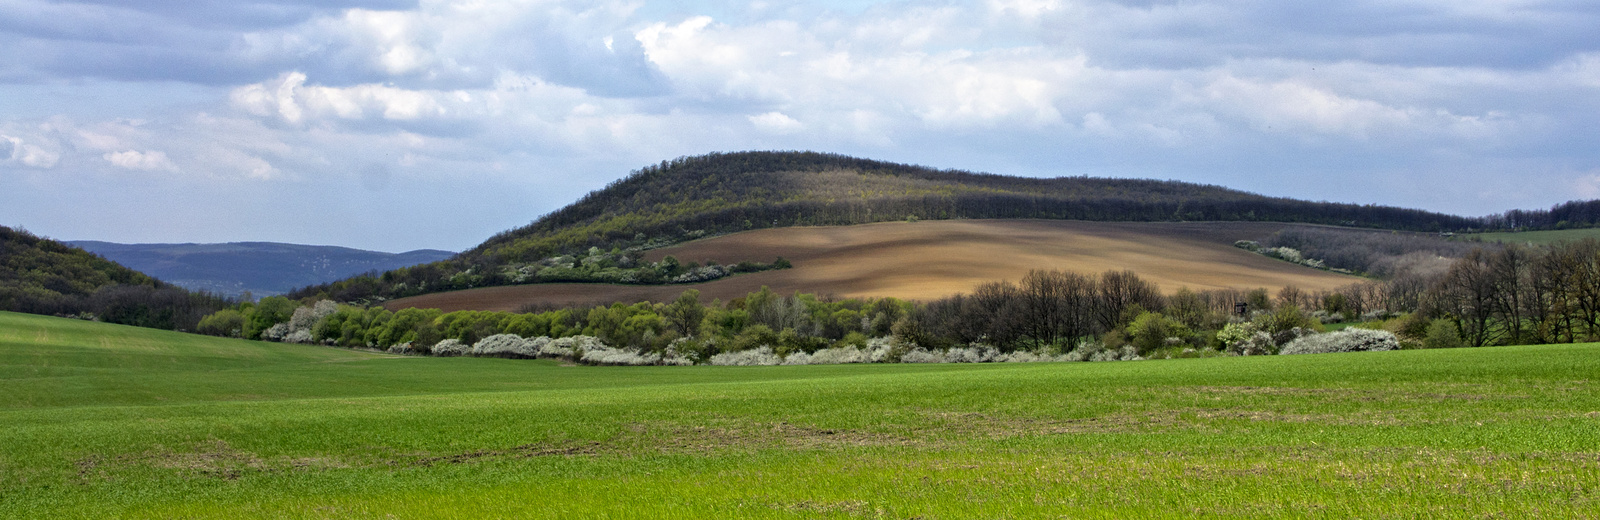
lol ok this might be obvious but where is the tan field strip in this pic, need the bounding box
[387,220,1362,312]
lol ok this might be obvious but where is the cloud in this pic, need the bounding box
[0,134,59,168]
[231,72,450,124]
[2,0,1599,251]
[1194,75,1421,139]
[749,111,803,134]
[1576,172,1600,200]
[103,150,178,172]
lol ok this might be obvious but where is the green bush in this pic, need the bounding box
[1424,319,1464,349]
[196,309,246,337]
[1257,305,1322,335]
[1126,312,1189,355]
[727,324,778,353]
[243,296,298,339]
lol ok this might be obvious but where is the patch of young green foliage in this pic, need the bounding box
[3,310,1598,518]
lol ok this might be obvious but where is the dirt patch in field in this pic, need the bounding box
[921,410,1193,436]
[388,220,1362,312]
[379,422,914,468]
[79,440,349,481]
[776,500,876,516]
[626,421,918,453]
[1183,384,1524,403]
[402,441,606,467]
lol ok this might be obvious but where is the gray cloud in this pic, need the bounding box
[1041,1,1600,69]
[0,0,1597,251]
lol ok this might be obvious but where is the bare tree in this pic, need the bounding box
[1095,270,1164,332]
[1433,249,1500,347]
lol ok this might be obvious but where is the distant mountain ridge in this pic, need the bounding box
[69,241,455,298]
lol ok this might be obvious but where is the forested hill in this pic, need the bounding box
[468,151,1478,263]
[0,226,228,330]
[291,151,1493,303]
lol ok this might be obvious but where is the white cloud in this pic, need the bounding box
[231,72,449,124]
[343,9,433,76]
[635,15,1081,130]
[749,111,803,134]
[1557,52,1600,89]
[0,135,59,168]
[1575,172,1600,200]
[988,0,1061,20]
[103,150,178,172]
[1196,76,1417,138]
[195,147,278,180]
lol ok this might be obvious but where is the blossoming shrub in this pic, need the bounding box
[283,329,313,344]
[896,349,943,363]
[1086,345,1142,361]
[578,346,693,366]
[1279,328,1400,355]
[262,322,291,342]
[290,300,338,332]
[430,338,469,357]
[944,346,1000,363]
[671,265,729,283]
[471,334,538,358]
[709,347,782,366]
[996,350,1075,363]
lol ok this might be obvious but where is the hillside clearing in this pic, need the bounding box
[3,311,1598,518]
[1465,227,1600,245]
[389,220,1360,312]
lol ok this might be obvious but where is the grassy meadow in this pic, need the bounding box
[2,310,1598,518]
[1464,227,1600,245]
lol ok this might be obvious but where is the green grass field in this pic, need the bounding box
[2,310,1598,518]
[1464,227,1600,245]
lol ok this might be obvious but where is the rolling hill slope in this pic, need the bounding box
[387,220,1362,311]
[301,151,1477,304]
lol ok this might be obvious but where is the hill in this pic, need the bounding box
[295,151,1485,303]
[4,310,1598,517]
[388,220,1362,312]
[69,241,455,298]
[0,226,227,329]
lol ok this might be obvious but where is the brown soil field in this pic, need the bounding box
[387,220,1363,312]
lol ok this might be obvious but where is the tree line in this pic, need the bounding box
[1421,240,1600,347]
[1484,199,1600,231]
[213,238,1600,366]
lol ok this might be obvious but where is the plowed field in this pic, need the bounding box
[387,220,1362,312]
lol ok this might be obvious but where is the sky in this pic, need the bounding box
[2,0,1598,253]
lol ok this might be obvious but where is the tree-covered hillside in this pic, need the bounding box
[0,226,228,330]
[287,151,1543,303]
